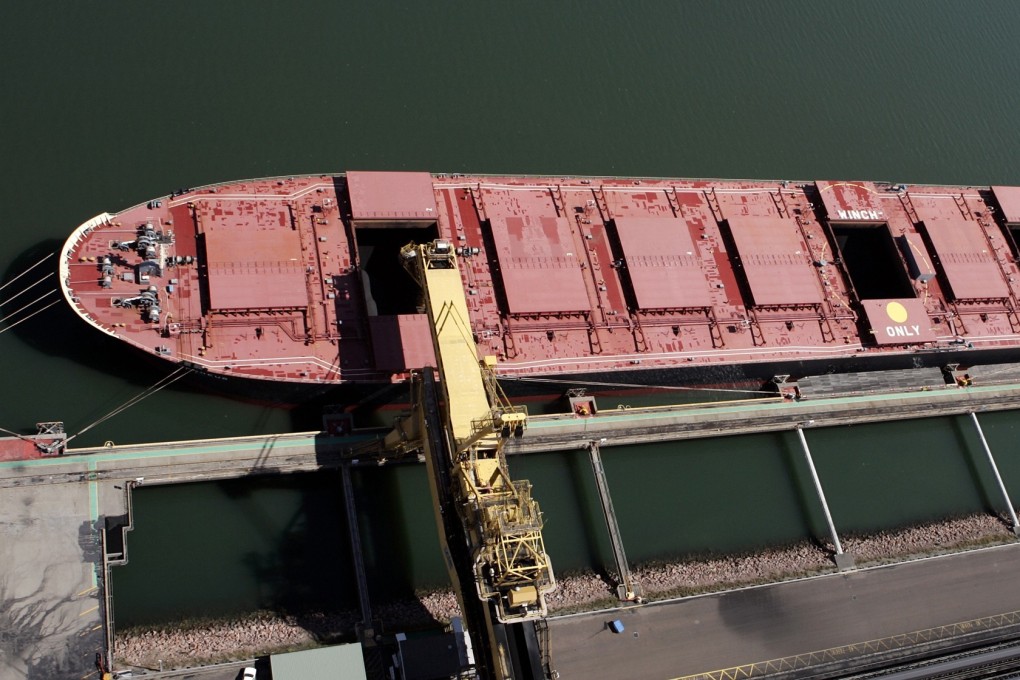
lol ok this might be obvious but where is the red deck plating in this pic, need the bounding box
[615,216,712,310]
[60,174,1020,389]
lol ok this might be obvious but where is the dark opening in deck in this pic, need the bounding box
[830,223,914,300]
[355,225,437,315]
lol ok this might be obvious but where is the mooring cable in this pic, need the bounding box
[65,366,195,445]
[0,425,45,446]
[0,290,58,326]
[0,299,60,335]
[0,253,53,293]
[0,273,54,308]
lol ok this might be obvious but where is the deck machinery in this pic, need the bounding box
[385,239,556,679]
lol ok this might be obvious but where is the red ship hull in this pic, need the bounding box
[60,172,1020,399]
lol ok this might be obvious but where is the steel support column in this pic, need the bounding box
[969,412,1020,536]
[341,463,373,625]
[588,441,642,600]
[796,426,853,569]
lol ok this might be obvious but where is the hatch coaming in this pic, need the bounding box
[817,181,1020,347]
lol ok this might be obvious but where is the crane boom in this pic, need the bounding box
[399,239,556,624]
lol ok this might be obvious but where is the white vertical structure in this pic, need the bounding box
[796,425,853,568]
[969,412,1020,535]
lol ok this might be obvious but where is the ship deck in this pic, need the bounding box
[60,173,1020,386]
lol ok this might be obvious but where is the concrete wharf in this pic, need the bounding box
[5,381,1020,678]
[7,382,1020,490]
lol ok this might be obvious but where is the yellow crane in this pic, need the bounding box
[385,239,556,679]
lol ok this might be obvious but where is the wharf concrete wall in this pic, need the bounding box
[5,383,1020,490]
[509,383,1020,454]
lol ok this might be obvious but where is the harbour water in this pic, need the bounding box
[3,1,1020,630]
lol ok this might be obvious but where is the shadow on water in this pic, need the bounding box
[231,470,362,639]
[116,472,367,639]
[313,434,442,627]
[290,381,412,433]
[346,460,442,627]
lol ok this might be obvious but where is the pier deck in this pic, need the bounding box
[5,383,1020,493]
[0,480,105,678]
[509,382,1020,454]
[549,542,1020,679]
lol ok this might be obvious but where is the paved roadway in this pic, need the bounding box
[0,481,105,680]
[109,659,261,680]
[548,542,1020,679]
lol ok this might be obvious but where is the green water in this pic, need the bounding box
[4,1,1020,445]
[114,412,1020,628]
[111,474,357,628]
[4,1,1020,628]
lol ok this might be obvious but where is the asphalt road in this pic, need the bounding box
[548,542,1020,679]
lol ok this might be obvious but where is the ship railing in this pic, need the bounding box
[59,213,120,336]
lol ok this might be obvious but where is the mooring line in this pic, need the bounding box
[0,252,53,292]
[0,289,57,325]
[0,299,60,335]
[65,367,194,445]
[0,273,54,308]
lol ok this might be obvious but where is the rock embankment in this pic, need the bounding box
[115,610,358,670]
[114,512,1013,670]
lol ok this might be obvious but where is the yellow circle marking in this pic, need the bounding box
[886,301,909,323]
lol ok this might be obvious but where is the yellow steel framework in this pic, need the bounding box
[399,239,555,622]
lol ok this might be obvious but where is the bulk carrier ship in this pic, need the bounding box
[59,171,1020,399]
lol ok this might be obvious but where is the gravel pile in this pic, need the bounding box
[115,610,357,670]
[114,512,1015,670]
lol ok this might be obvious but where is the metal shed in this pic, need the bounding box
[270,643,367,680]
